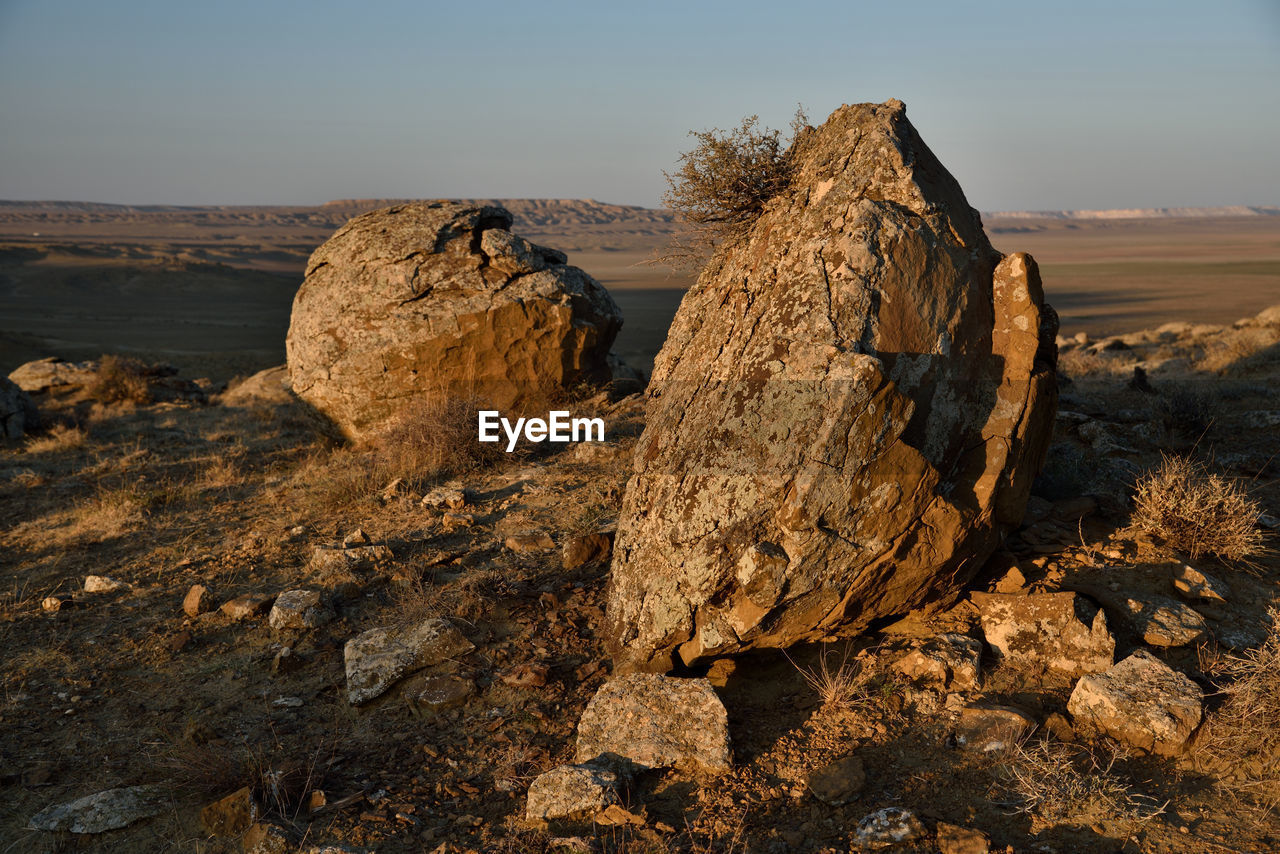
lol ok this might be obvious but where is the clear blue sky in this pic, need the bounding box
[1,0,1277,210]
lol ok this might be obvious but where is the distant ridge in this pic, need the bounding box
[985,205,1280,220]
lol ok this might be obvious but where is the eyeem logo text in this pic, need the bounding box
[478,410,605,453]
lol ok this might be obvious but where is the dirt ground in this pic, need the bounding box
[2,202,1280,852]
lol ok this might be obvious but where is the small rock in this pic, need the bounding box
[576,675,731,775]
[936,822,990,854]
[992,566,1027,594]
[806,755,865,805]
[852,807,927,850]
[271,647,305,675]
[344,617,474,705]
[41,595,71,612]
[220,594,275,621]
[1067,650,1203,756]
[243,822,291,854]
[561,532,614,570]
[268,589,333,631]
[525,762,622,821]
[440,512,474,531]
[501,663,550,688]
[891,633,982,691]
[200,787,258,837]
[954,704,1036,753]
[1172,564,1228,603]
[28,785,166,833]
[1120,595,1206,647]
[183,584,214,617]
[506,531,555,553]
[1043,711,1075,742]
[83,575,128,594]
[971,591,1114,683]
[422,486,468,510]
[310,544,394,572]
[342,528,371,548]
[411,675,475,712]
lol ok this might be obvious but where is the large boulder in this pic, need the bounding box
[605,100,1058,672]
[1,376,37,439]
[285,202,623,438]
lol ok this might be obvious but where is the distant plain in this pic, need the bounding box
[2,200,1278,381]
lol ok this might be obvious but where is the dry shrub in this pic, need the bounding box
[788,644,878,712]
[1155,384,1216,435]
[1056,348,1111,378]
[660,110,807,266]
[1131,454,1265,562]
[87,354,152,405]
[1195,607,1280,815]
[369,395,504,488]
[25,423,87,454]
[998,738,1164,825]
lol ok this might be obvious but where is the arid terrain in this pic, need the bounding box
[2,200,1280,853]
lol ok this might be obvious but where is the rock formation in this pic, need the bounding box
[605,100,1058,672]
[286,202,624,438]
[1,375,37,440]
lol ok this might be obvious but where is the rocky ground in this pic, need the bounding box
[2,305,1279,853]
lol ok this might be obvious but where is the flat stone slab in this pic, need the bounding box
[344,617,474,705]
[29,785,167,833]
[575,674,731,775]
[1067,650,1203,756]
[971,592,1114,682]
[525,762,622,820]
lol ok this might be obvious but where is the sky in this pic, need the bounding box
[0,0,1277,211]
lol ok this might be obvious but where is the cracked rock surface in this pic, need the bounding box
[286,202,623,438]
[605,100,1059,672]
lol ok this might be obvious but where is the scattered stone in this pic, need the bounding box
[992,565,1027,594]
[345,617,475,705]
[243,822,291,854]
[1119,595,1207,647]
[286,202,624,437]
[605,100,1058,672]
[1172,564,1228,603]
[971,591,1113,682]
[561,532,614,570]
[28,785,167,833]
[545,838,594,854]
[1,375,38,439]
[41,595,72,612]
[83,575,128,594]
[501,663,550,688]
[1067,650,1203,756]
[954,704,1036,753]
[217,364,293,407]
[200,787,258,837]
[505,532,555,553]
[936,822,991,854]
[220,594,275,621]
[410,675,475,712]
[806,755,865,805]
[1043,712,1075,742]
[342,528,371,548]
[271,647,305,675]
[310,544,394,573]
[268,589,333,631]
[525,762,623,821]
[441,512,475,531]
[422,486,468,510]
[890,633,982,691]
[576,675,731,775]
[183,584,214,617]
[852,807,927,850]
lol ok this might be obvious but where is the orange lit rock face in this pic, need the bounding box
[286,202,622,439]
[605,100,1059,673]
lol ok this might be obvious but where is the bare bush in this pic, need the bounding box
[1131,454,1265,562]
[1195,607,1280,815]
[660,110,807,266]
[998,738,1164,825]
[369,395,504,488]
[87,354,152,405]
[789,644,877,712]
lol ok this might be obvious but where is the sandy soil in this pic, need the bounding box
[3,201,1278,382]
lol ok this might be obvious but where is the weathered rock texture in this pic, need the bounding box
[1067,650,1203,756]
[286,202,623,438]
[1,375,38,439]
[605,100,1058,671]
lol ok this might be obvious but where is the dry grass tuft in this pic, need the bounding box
[789,644,876,712]
[998,738,1165,825]
[87,354,153,405]
[1195,607,1280,815]
[1131,454,1266,562]
[369,395,505,488]
[25,423,88,454]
